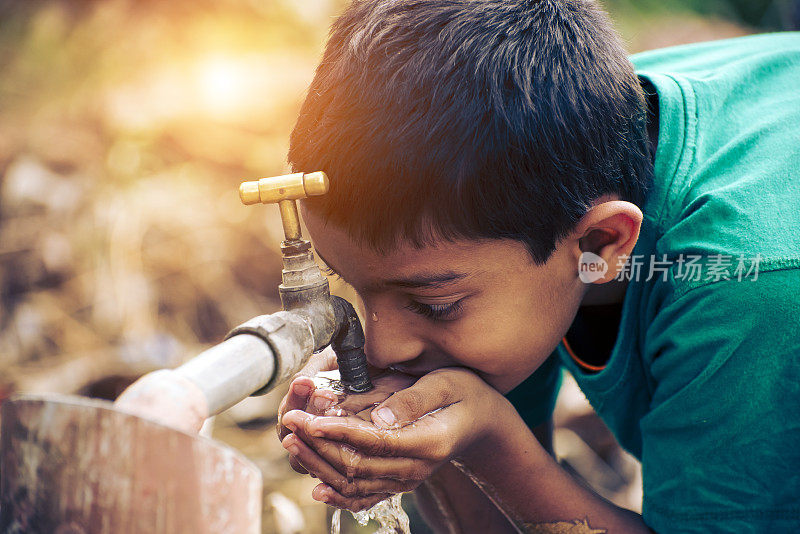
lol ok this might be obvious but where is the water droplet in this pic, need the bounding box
[371,312,379,322]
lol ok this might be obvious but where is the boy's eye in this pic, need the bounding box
[405,299,463,322]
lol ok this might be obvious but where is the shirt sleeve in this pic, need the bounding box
[504,351,562,429]
[640,268,800,533]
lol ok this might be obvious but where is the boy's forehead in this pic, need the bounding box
[309,218,481,274]
[302,208,535,287]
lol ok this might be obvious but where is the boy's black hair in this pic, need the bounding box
[289,0,652,264]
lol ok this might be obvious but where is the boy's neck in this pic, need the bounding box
[580,277,629,306]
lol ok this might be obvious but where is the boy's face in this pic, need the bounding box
[302,208,588,394]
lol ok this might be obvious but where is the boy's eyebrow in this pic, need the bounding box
[383,271,468,289]
[315,249,471,289]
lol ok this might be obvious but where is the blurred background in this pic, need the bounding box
[0,0,797,532]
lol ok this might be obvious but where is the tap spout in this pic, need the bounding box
[114,171,374,431]
[331,296,373,393]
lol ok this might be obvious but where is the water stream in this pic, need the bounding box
[314,372,411,534]
[330,494,411,534]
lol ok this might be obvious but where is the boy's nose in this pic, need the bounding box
[362,311,426,370]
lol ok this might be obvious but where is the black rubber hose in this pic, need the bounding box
[330,296,374,393]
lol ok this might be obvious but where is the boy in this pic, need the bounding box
[276,0,800,531]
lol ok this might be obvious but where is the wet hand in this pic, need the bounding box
[276,347,340,474]
[309,370,419,419]
[281,367,509,511]
[277,350,416,475]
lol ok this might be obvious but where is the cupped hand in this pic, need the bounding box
[281,367,508,511]
[276,346,340,474]
[276,346,417,475]
[310,369,420,419]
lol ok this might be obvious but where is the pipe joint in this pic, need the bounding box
[224,311,315,396]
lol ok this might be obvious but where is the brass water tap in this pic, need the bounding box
[112,171,370,440]
[237,171,373,394]
[239,171,328,241]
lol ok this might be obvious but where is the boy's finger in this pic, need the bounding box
[282,434,352,492]
[283,435,412,498]
[281,410,404,456]
[307,388,341,416]
[293,405,456,461]
[288,455,309,475]
[313,483,391,513]
[294,346,338,379]
[277,377,316,440]
[308,436,430,482]
[370,370,460,429]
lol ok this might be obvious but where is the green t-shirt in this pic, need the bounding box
[506,32,800,532]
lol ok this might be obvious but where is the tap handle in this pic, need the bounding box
[238,172,329,241]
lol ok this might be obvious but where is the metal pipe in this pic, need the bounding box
[278,200,302,241]
[114,171,374,430]
[173,334,275,416]
[115,309,316,430]
[173,309,319,416]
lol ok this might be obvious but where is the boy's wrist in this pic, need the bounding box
[459,392,538,468]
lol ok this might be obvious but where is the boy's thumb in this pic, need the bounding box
[370,373,454,429]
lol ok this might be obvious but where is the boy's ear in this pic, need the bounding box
[571,200,643,284]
